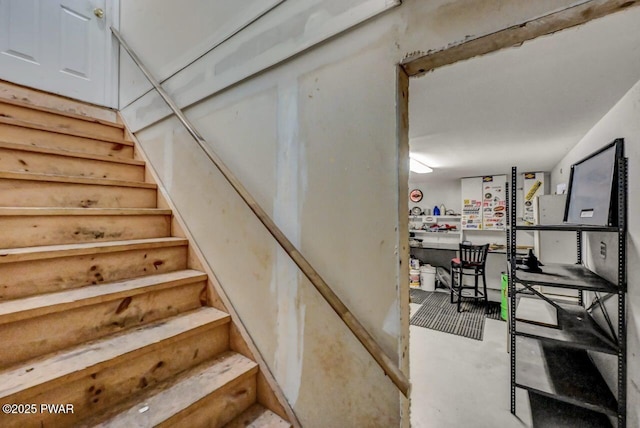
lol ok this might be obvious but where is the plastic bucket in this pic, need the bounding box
[501,273,509,321]
[410,269,421,288]
[420,265,436,291]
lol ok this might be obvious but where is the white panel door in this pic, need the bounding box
[0,0,116,106]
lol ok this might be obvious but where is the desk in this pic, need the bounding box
[410,245,509,302]
[410,244,457,268]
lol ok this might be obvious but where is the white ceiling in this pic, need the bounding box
[409,7,640,182]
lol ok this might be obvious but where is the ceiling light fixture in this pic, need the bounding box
[409,154,433,174]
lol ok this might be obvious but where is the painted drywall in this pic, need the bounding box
[119,0,400,130]
[119,0,599,425]
[133,42,404,428]
[551,78,640,427]
[118,0,284,107]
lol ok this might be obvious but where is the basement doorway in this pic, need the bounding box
[402,5,640,427]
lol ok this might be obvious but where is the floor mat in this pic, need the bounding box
[410,288,431,304]
[410,291,501,340]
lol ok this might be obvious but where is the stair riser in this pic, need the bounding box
[0,102,123,141]
[0,324,230,428]
[0,281,207,367]
[0,179,156,208]
[159,374,257,428]
[0,245,188,301]
[0,122,133,158]
[0,147,144,181]
[0,215,171,249]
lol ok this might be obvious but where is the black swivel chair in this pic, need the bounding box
[450,243,489,313]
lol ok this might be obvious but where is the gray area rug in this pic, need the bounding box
[410,288,431,304]
[410,291,501,341]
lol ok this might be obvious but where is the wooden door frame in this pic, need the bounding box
[104,0,120,108]
[400,0,639,78]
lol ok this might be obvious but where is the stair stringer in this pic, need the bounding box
[121,117,301,428]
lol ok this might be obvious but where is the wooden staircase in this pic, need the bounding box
[0,83,292,427]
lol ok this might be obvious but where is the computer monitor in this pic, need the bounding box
[563,138,624,227]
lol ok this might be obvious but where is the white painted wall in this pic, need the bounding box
[408,178,460,215]
[118,0,601,425]
[551,78,640,427]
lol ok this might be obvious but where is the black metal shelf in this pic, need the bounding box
[508,158,627,427]
[516,303,618,354]
[515,337,618,416]
[514,224,619,232]
[514,263,617,293]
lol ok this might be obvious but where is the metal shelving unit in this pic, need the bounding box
[507,161,627,427]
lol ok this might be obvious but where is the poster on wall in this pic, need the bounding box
[523,172,545,224]
[462,199,482,229]
[482,175,506,230]
[461,177,483,230]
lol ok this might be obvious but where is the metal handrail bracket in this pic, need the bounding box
[111,27,410,398]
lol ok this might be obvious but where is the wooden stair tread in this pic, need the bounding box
[0,116,131,145]
[0,170,156,188]
[85,352,258,427]
[0,119,133,159]
[225,404,291,428]
[0,269,207,324]
[0,140,144,165]
[0,209,172,250]
[0,97,123,129]
[0,101,122,140]
[0,207,171,216]
[0,236,188,264]
[0,80,117,123]
[0,307,230,399]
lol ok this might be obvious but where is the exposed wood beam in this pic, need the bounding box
[402,0,640,77]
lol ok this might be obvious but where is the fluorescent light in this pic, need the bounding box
[409,155,433,174]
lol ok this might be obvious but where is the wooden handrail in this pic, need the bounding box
[111,27,410,398]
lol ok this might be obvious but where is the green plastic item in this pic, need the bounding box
[501,273,509,321]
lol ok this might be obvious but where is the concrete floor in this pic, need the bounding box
[409,302,533,428]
